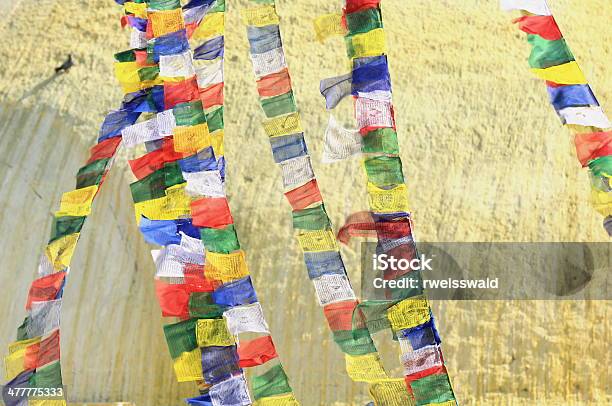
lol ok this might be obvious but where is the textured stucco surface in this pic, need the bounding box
[0,0,610,405]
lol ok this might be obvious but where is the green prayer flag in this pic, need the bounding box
[139,66,160,82]
[364,156,404,186]
[260,91,298,118]
[49,216,86,243]
[345,8,383,35]
[332,328,377,356]
[174,101,207,126]
[411,373,455,406]
[148,0,181,11]
[29,361,62,388]
[292,204,331,231]
[16,317,30,341]
[252,364,293,400]
[527,34,574,69]
[206,107,224,132]
[588,156,612,178]
[129,163,185,203]
[163,318,198,359]
[353,300,395,334]
[114,49,136,62]
[76,158,109,189]
[209,0,226,12]
[189,292,225,319]
[200,225,241,254]
[362,128,399,154]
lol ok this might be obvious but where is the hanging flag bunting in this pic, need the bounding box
[312,1,458,404]
[502,0,612,233]
[4,1,298,405]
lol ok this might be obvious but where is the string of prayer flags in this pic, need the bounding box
[241,1,399,402]
[130,1,296,402]
[3,85,138,404]
[314,1,457,403]
[502,0,612,234]
[5,1,297,404]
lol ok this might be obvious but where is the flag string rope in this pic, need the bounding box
[500,0,612,235]
[312,0,458,404]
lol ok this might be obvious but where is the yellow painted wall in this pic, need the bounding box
[0,1,609,404]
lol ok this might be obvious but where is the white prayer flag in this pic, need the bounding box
[156,109,177,137]
[122,118,162,147]
[251,47,287,78]
[159,51,196,78]
[323,115,362,163]
[279,155,315,189]
[355,98,394,130]
[196,59,224,88]
[223,303,270,335]
[558,106,611,129]
[183,170,226,198]
[312,274,356,306]
[500,0,552,16]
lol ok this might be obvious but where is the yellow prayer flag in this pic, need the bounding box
[206,250,250,283]
[211,130,225,157]
[149,9,185,38]
[196,319,235,347]
[387,296,430,331]
[296,229,338,252]
[56,185,98,217]
[349,28,386,59]
[253,394,301,406]
[263,112,303,137]
[192,12,225,40]
[115,61,143,94]
[174,123,211,154]
[591,188,612,217]
[5,337,40,380]
[45,233,80,271]
[368,380,412,406]
[173,348,204,382]
[134,183,191,223]
[124,2,147,19]
[241,5,280,27]
[567,124,606,134]
[367,183,410,213]
[530,61,587,85]
[345,353,389,383]
[313,13,347,42]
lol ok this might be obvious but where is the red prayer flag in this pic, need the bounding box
[284,180,323,211]
[256,69,292,98]
[87,137,122,164]
[191,198,234,229]
[155,280,190,318]
[237,336,278,367]
[337,211,377,244]
[200,82,224,109]
[513,15,563,41]
[345,0,381,14]
[323,300,364,331]
[26,272,66,310]
[184,263,219,292]
[128,138,184,179]
[404,365,447,387]
[164,77,200,109]
[24,330,60,369]
[574,131,612,167]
